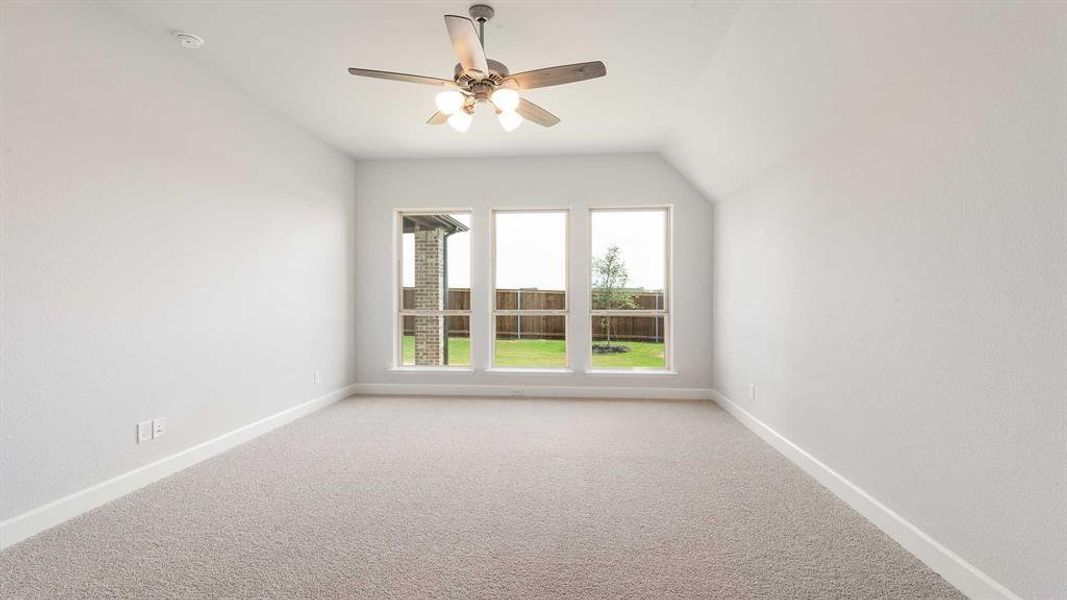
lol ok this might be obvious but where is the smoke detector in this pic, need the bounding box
[172,31,205,50]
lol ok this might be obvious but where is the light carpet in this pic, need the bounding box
[0,396,964,599]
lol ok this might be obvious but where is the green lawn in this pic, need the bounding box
[402,336,664,369]
[494,338,568,368]
[589,340,666,369]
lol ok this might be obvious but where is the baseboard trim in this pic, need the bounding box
[708,389,1021,600]
[352,382,713,401]
[6,384,1013,599]
[0,384,358,550]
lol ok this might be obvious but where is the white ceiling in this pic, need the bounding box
[104,2,1018,201]
[105,1,741,160]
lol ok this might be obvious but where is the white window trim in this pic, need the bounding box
[485,367,576,374]
[587,206,673,372]
[394,209,473,370]
[388,367,475,373]
[490,208,571,370]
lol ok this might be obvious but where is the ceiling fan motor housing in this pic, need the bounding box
[454,59,509,86]
[469,81,494,104]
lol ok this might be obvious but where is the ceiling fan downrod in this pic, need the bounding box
[469,4,494,47]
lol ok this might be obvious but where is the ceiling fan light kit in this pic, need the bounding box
[348,4,606,133]
[497,109,523,132]
[434,90,466,115]
[447,111,474,133]
[490,88,519,112]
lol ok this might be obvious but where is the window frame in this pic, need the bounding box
[587,206,673,372]
[490,208,571,371]
[393,208,473,370]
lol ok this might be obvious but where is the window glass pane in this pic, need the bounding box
[494,212,567,309]
[401,315,470,367]
[494,315,567,368]
[402,213,471,311]
[591,315,666,369]
[591,210,665,310]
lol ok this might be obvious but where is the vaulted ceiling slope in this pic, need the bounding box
[664,2,1065,199]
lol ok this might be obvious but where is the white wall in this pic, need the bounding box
[352,154,712,392]
[667,3,1066,597]
[0,3,357,522]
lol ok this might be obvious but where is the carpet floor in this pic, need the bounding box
[0,396,964,599]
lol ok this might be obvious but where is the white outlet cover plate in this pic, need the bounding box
[152,418,167,438]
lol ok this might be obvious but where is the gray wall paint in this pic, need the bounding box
[352,154,713,390]
[1,3,358,520]
[669,4,1066,597]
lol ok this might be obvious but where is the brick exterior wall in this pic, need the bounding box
[413,225,445,365]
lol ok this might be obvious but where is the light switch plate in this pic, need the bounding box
[137,420,153,444]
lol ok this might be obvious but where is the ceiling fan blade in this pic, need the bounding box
[505,61,606,90]
[426,111,448,125]
[348,68,457,88]
[444,15,489,78]
[516,98,561,128]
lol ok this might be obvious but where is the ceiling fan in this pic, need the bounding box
[347,4,606,132]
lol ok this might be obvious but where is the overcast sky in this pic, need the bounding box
[403,210,665,291]
[590,210,665,291]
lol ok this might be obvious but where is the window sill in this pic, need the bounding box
[584,369,678,376]
[485,368,575,375]
[388,367,474,373]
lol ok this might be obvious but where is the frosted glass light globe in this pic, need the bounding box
[447,111,473,132]
[497,110,523,132]
[435,90,465,115]
[491,88,520,112]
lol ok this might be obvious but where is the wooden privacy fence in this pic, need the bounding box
[402,288,665,342]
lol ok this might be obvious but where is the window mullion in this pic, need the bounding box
[492,310,569,316]
[399,310,471,316]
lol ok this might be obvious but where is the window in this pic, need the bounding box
[397,211,471,367]
[492,210,569,369]
[590,208,670,370]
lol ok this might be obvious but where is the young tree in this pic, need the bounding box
[592,245,637,346]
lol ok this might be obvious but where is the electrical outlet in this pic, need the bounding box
[152,418,167,439]
[749,384,757,401]
[313,370,322,384]
[137,420,153,444]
